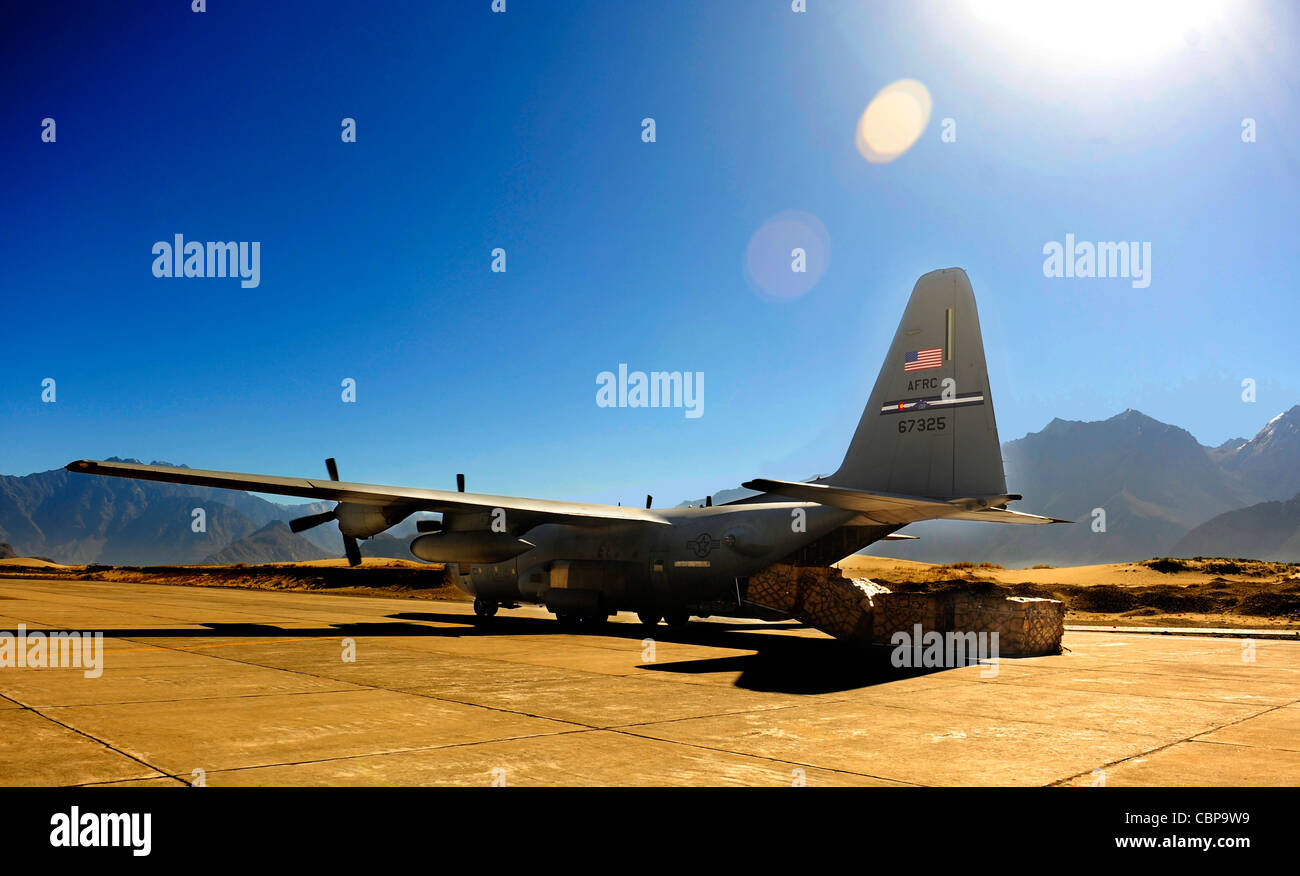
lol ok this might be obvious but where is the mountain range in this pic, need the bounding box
[3,406,1299,567]
[1171,493,1300,562]
[0,459,424,565]
[862,406,1300,566]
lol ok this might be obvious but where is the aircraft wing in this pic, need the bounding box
[66,459,671,529]
[741,478,1068,526]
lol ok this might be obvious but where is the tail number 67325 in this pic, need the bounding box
[898,415,947,433]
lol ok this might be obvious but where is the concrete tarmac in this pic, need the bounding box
[0,577,1296,786]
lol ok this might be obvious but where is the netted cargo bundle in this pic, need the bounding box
[1007,596,1065,655]
[796,567,876,640]
[871,592,942,644]
[932,593,1063,655]
[745,563,880,639]
[744,563,1064,656]
[745,563,804,615]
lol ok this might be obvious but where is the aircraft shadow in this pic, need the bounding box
[6,613,986,695]
[389,611,963,694]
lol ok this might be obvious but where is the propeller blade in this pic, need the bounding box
[456,473,465,492]
[311,459,362,566]
[289,510,336,533]
[343,535,362,567]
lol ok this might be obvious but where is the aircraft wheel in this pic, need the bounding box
[663,610,690,628]
[581,613,609,627]
[555,612,580,629]
[637,611,662,627]
[473,597,499,619]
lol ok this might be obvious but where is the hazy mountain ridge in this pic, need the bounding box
[0,459,337,564]
[1167,407,1300,560]
[359,532,423,560]
[865,407,1300,566]
[202,521,332,564]
[1173,492,1300,561]
[1215,405,1300,502]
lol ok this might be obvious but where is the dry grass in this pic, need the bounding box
[0,560,469,602]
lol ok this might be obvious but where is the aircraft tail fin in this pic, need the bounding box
[827,268,1007,499]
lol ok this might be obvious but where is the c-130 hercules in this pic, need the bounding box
[68,268,1064,627]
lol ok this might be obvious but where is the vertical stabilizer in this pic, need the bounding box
[829,268,1006,499]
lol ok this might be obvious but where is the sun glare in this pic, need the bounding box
[968,0,1226,68]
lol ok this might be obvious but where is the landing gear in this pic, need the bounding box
[637,611,662,627]
[473,597,499,619]
[555,612,581,629]
[663,610,690,628]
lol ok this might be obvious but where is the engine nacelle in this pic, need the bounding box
[410,531,535,564]
[334,502,395,539]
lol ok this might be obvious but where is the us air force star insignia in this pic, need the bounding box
[687,535,717,558]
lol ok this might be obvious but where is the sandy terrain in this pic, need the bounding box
[0,557,67,569]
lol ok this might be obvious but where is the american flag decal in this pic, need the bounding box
[904,347,943,372]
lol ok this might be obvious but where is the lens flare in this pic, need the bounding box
[854,79,932,164]
[743,210,831,302]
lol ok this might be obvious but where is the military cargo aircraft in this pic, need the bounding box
[67,268,1063,627]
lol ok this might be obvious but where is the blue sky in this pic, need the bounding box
[2,1,1297,507]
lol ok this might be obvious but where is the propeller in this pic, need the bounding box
[288,457,362,566]
[288,510,335,532]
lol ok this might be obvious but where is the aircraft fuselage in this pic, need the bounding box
[455,500,878,616]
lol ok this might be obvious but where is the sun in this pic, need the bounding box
[967,0,1226,69]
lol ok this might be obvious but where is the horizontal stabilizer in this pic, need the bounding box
[940,507,1071,525]
[742,478,1067,526]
